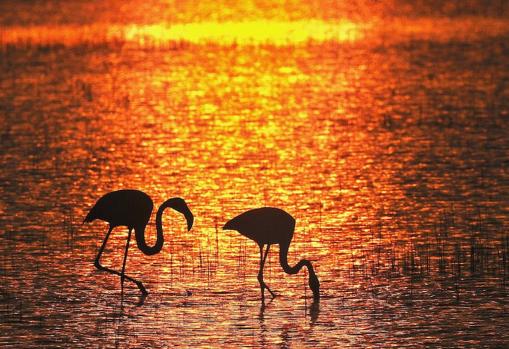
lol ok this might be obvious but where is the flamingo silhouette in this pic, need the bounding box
[223,207,319,301]
[83,189,194,296]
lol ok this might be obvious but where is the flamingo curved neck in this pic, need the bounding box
[135,202,172,256]
[279,242,307,274]
[279,241,320,299]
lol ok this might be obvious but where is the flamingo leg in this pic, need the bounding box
[120,228,132,291]
[262,245,276,298]
[94,226,148,296]
[94,225,113,269]
[258,245,264,300]
[258,244,276,301]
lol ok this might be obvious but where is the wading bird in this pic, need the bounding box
[84,189,194,296]
[223,207,319,301]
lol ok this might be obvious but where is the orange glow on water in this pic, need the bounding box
[121,20,363,45]
[2,17,508,47]
[1,1,509,347]
[0,20,364,46]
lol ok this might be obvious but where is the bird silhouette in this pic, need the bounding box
[83,189,194,296]
[223,207,319,301]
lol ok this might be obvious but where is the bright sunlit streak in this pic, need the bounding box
[122,20,364,45]
[0,20,366,46]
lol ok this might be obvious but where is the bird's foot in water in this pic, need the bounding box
[263,285,277,299]
[267,289,277,299]
[136,281,148,297]
[136,293,147,307]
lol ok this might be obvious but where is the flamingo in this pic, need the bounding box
[83,189,194,296]
[223,207,319,301]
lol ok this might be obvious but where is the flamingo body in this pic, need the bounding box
[224,207,320,301]
[84,189,152,229]
[84,189,193,296]
[223,207,294,246]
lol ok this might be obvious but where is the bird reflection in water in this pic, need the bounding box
[258,298,320,348]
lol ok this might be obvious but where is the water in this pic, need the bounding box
[1,2,509,348]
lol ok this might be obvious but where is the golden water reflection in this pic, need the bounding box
[2,18,509,47]
[0,9,509,349]
[0,20,364,46]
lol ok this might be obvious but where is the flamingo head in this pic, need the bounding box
[166,197,194,231]
[309,271,320,300]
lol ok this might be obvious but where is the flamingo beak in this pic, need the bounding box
[184,207,194,231]
[178,203,194,231]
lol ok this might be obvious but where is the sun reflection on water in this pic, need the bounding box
[0,19,365,46]
[122,20,363,44]
[1,1,509,347]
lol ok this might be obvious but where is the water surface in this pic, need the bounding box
[1,2,509,348]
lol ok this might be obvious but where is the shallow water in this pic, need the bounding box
[1,2,509,348]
